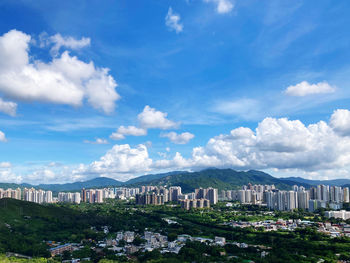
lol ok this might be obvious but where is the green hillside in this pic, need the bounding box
[0,198,94,257]
[131,168,310,192]
[0,177,121,192]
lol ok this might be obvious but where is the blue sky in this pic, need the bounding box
[1,0,350,184]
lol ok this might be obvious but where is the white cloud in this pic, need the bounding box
[84,138,109,144]
[0,29,120,114]
[285,81,335,96]
[151,110,350,175]
[0,169,21,183]
[330,109,350,136]
[138,105,178,129]
[110,107,177,140]
[0,98,17,116]
[0,130,7,142]
[26,169,57,184]
[41,33,91,56]
[11,107,350,183]
[165,7,184,33]
[0,162,11,168]
[87,144,153,180]
[110,125,147,140]
[0,162,20,183]
[161,131,195,144]
[110,132,126,140]
[118,126,147,136]
[204,0,234,14]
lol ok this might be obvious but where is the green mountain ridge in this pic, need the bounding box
[130,168,312,192]
[4,168,346,192]
[0,177,122,192]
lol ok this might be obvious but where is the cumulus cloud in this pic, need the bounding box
[138,105,178,129]
[87,144,153,180]
[150,110,350,175]
[285,81,335,96]
[0,162,11,168]
[0,169,21,183]
[84,138,108,144]
[0,162,20,183]
[204,0,234,14]
[12,109,350,183]
[165,7,184,33]
[161,131,195,144]
[0,29,120,114]
[40,33,91,56]
[0,130,7,142]
[26,169,57,183]
[0,98,17,116]
[330,109,350,136]
[110,125,147,140]
[110,106,177,140]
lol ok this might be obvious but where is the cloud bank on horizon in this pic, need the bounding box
[1,0,350,184]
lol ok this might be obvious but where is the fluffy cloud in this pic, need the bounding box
[110,106,177,140]
[0,162,20,183]
[0,169,20,183]
[330,109,350,136]
[150,109,350,175]
[11,109,350,183]
[87,144,153,180]
[84,138,108,144]
[0,30,120,114]
[161,131,195,144]
[138,105,178,129]
[0,162,11,168]
[285,81,335,96]
[40,33,91,56]
[204,0,234,14]
[26,169,57,184]
[165,7,184,33]
[0,98,17,116]
[110,126,147,140]
[0,130,7,142]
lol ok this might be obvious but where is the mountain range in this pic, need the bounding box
[1,168,350,193]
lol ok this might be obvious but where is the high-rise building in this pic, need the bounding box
[297,190,310,209]
[169,186,182,201]
[195,187,218,205]
[344,187,350,203]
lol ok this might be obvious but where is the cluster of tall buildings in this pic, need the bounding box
[180,198,211,210]
[0,187,53,204]
[135,186,182,205]
[0,188,21,200]
[195,187,218,205]
[134,185,218,210]
[220,184,276,204]
[136,193,166,205]
[81,188,116,203]
[114,187,140,199]
[265,190,307,211]
[225,183,350,211]
[308,185,349,203]
[23,188,53,203]
[58,192,81,204]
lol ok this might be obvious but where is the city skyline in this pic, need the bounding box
[1,1,350,184]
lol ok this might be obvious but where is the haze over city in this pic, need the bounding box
[1,0,350,184]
